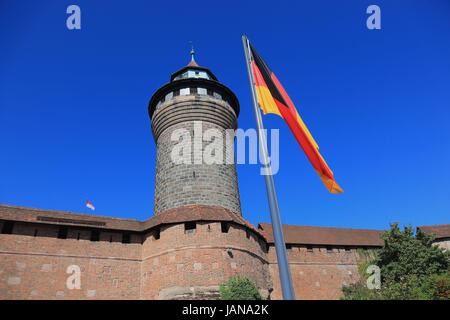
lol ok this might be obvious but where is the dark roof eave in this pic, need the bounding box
[148,78,240,120]
[0,204,265,241]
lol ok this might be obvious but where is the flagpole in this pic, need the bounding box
[83,199,87,214]
[241,34,295,300]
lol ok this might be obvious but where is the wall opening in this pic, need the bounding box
[122,233,130,244]
[185,222,196,234]
[57,227,68,239]
[91,230,100,241]
[221,222,230,233]
[1,221,14,234]
[154,228,160,240]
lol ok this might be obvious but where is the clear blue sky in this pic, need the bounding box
[1,0,449,231]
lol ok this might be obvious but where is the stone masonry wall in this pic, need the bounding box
[151,95,241,216]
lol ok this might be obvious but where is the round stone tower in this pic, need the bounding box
[148,55,242,216]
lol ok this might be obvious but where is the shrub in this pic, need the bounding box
[219,276,262,300]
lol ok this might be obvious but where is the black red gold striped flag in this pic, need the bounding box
[249,42,343,193]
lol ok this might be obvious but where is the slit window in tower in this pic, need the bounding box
[221,222,230,233]
[1,221,14,234]
[57,227,68,239]
[197,87,207,95]
[91,230,100,242]
[154,228,160,240]
[173,89,179,97]
[190,87,197,94]
[184,221,196,234]
[180,88,190,95]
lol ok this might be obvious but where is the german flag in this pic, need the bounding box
[249,43,343,193]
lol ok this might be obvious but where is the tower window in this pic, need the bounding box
[173,89,179,97]
[307,245,313,252]
[185,221,196,233]
[246,230,250,239]
[326,246,333,253]
[197,87,207,95]
[91,230,100,242]
[57,227,68,239]
[190,87,197,94]
[122,233,130,244]
[1,221,14,234]
[154,228,160,240]
[207,89,213,96]
[180,88,190,95]
[213,92,222,99]
[221,222,230,233]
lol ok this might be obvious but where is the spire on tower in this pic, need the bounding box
[188,41,198,67]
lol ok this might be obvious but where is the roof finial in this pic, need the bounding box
[189,41,195,62]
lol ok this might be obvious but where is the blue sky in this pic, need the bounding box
[1,0,449,231]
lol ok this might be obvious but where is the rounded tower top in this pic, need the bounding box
[148,53,239,120]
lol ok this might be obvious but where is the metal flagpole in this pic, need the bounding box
[241,34,295,300]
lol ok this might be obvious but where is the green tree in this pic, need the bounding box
[375,223,449,283]
[342,222,450,300]
[219,276,262,300]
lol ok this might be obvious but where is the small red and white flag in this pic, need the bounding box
[86,200,95,211]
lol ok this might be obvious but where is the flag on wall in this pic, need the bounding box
[86,200,95,211]
[248,42,343,193]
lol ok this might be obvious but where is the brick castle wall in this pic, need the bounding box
[140,221,271,299]
[0,218,277,299]
[268,245,366,300]
[0,222,141,299]
[0,218,376,300]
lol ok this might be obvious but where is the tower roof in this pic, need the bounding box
[170,63,217,82]
[170,45,218,82]
[187,59,199,67]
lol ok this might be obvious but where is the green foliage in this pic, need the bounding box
[342,222,450,300]
[375,223,449,283]
[219,276,262,300]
